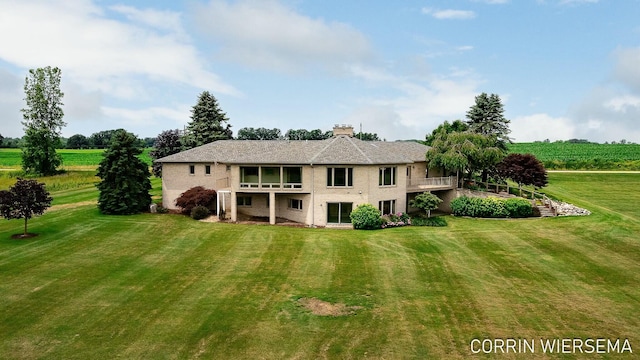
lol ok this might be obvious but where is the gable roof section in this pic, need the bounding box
[156,136,429,165]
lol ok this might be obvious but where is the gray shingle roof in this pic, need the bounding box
[156,136,429,165]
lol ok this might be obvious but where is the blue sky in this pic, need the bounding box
[1,0,639,142]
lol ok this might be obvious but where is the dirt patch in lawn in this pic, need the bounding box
[297,297,362,317]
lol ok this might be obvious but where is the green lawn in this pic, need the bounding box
[0,173,639,359]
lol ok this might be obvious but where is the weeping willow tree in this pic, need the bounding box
[425,130,506,187]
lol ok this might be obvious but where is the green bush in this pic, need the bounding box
[451,196,532,218]
[350,203,383,230]
[190,205,211,220]
[503,198,533,218]
[411,216,448,227]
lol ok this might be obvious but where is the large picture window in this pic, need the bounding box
[379,167,396,186]
[327,167,353,187]
[284,167,302,188]
[240,167,259,186]
[327,202,352,224]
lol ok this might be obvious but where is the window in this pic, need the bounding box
[237,196,252,206]
[327,202,352,224]
[261,167,281,187]
[379,167,396,186]
[189,165,195,175]
[288,198,303,210]
[284,167,302,188]
[327,167,353,187]
[240,167,259,187]
[379,200,396,215]
[205,165,211,175]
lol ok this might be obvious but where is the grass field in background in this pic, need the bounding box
[0,172,638,358]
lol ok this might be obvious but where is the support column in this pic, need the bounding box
[230,191,237,222]
[269,192,276,225]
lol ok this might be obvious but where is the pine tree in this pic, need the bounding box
[21,66,66,175]
[96,130,152,215]
[182,91,232,149]
[465,93,511,146]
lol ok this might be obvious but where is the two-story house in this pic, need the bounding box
[156,125,456,227]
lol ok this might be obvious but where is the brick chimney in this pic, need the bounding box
[333,124,354,137]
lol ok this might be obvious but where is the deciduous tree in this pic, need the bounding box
[236,127,282,140]
[496,153,548,192]
[0,178,52,237]
[284,129,332,140]
[96,130,152,215]
[149,129,182,177]
[426,130,505,187]
[409,192,442,218]
[182,91,232,149]
[425,120,468,146]
[66,134,90,149]
[20,66,66,175]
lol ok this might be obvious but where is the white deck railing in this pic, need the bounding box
[407,176,456,189]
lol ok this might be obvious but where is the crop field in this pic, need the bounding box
[0,172,638,359]
[509,142,640,170]
[0,148,152,170]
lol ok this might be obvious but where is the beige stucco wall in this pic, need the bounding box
[161,160,448,226]
[161,162,230,210]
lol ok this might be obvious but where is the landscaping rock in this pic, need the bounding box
[550,201,591,216]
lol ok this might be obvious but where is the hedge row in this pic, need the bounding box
[451,196,533,218]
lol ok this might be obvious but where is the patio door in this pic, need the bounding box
[327,202,352,224]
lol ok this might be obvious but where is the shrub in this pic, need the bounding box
[411,216,448,227]
[381,212,411,228]
[190,205,211,220]
[503,198,533,218]
[452,196,532,218]
[350,203,383,230]
[175,186,217,215]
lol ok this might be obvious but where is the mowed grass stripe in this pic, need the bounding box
[0,172,639,359]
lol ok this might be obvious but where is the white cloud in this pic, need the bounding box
[510,114,575,142]
[0,0,238,97]
[192,0,372,73]
[422,8,477,20]
[614,47,640,92]
[0,69,23,137]
[344,65,482,140]
[604,95,640,113]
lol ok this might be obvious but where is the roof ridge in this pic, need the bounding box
[345,136,373,164]
[309,137,337,164]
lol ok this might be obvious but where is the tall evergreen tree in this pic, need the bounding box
[182,91,232,149]
[465,93,511,146]
[149,129,182,177]
[20,66,65,175]
[96,130,152,215]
